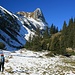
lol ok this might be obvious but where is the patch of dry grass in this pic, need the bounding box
[62,57,75,66]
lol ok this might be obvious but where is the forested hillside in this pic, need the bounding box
[25,18,75,55]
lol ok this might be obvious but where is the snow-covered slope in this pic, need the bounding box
[0,6,27,50]
[17,8,48,30]
[16,8,48,40]
[2,49,75,75]
[0,6,48,51]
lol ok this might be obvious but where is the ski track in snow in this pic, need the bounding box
[0,49,75,75]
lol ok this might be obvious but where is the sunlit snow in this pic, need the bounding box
[0,49,74,75]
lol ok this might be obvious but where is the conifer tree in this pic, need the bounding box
[50,24,58,35]
[73,18,75,48]
[67,18,74,48]
[61,21,67,50]
[43,26,49,38]
[50,24,54,35]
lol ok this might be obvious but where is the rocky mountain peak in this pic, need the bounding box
[34,8,42,15]
[17,8,46,22]
[0,6,48,50]
[34,8,45,22]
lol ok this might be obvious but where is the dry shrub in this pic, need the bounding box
[8,55,13,59]
[45,52,55,57]
[5,66,13,73]
[66,48,73,53]
[59,55,66,58]
[5,59,9,63]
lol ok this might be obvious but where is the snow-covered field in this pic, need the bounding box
[1,49,75,75]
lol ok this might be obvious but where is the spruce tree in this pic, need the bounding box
[67,18,74,48]
[50,24,54,35]
[73,18,75,48]
[61,21,67,49]
[43,26,49,38]
[50,24,58,35]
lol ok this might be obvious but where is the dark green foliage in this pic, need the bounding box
[50,24,58,35]
[0,42,5,49]
[25,18,75,55]
[25,25,59,52]
[61,18,75,49]
[61,21,68,50]
[25,35,42,51]
[43,26,49,38]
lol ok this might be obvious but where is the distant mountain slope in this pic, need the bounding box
[0,6,48,50]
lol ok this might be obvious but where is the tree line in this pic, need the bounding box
[24,18,75,55]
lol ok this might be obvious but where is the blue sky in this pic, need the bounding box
[0,0,75,30]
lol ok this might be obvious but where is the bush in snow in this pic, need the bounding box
[0,42,5,49]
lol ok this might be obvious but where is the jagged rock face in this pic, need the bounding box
[17,8,46,23]
[17,12,34,18]
[0,6,26,50]
[17,8,48,30]
[0,6,48,50]
[34,8,46,22]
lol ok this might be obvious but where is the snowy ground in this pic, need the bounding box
[1,49,75,75]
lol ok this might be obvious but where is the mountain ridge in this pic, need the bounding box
[17,8,46,22]
[0,6,48,50]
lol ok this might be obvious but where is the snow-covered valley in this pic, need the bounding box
[0,49,75,75]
